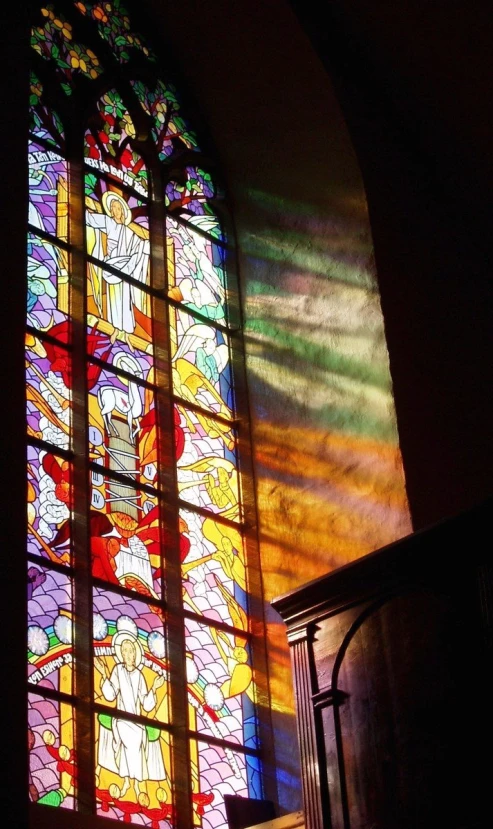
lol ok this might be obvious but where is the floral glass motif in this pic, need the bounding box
[32,4,103,95]
[74,0,156,63]
[132,79,199,161]
[29,73,65,147]
[84,90,148,195]
[166,167,217,218]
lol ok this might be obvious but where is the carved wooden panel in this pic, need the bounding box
[288,627,326,829]
[273,499,493,829]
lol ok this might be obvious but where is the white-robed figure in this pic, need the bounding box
[86,191,150,344]
[94,617,166,798]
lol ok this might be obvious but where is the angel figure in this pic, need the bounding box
[168,214,225,306]
[178,457,239,521]
[173,323,228,386]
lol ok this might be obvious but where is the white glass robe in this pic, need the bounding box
[98,663,166,781]
[86,212,150,333]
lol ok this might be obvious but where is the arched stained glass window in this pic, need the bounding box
[26,4,266,826]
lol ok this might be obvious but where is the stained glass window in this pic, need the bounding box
[27,3,266,827]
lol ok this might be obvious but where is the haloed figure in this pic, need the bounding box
[86,191,150,345]
[95,628,166,798]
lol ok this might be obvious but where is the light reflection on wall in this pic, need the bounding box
[238,184,412,797]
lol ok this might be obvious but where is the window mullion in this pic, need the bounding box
[69,147,96,815]
[150,178,194,829]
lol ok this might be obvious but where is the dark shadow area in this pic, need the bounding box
[225,795,277,829]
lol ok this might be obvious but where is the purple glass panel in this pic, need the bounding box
[191,741,248,829]
[28,564,73,692]
[186,618,252,747]
[27,233,69,332]
[28,693,75,809]
[26,336,71,449]
[28,140,68,239]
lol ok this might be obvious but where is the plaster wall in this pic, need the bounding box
[293,0,493,531]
